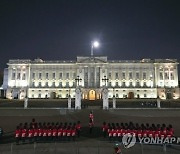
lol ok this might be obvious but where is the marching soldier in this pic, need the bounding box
[89,119,94,134]
[15,126,21,144]
[114,144,122,154]
[76,121,81,138]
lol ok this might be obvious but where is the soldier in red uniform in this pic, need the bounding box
[57,125,63,141]
[71,126,76,141]
[89,111,94,123]
[15,126,21,144]
[89,119,94,134]
[21,126,27,143]
[102,122,108,138]
[43,127,48,141]
[38,126,43,141]
[76,121,81,138]
[33,126,39,142]
[66,126,71,141]
[63,126,68,141]
[52,126,57,141]
[47,127,52,141]
[28,126,34,142]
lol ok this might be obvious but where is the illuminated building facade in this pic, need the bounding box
[2,56,179,100]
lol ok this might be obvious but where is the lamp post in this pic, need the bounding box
[91,41,99,57]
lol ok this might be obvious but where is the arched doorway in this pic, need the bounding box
[128,92,134,99]
[89,90,96,100]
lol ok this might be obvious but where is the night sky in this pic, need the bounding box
[0,0,180,71]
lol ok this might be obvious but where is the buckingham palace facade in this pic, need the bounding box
[2,56,179,100]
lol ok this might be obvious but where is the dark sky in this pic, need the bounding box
[0,0,180,71]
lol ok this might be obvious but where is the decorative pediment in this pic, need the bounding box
[77,56,107,63]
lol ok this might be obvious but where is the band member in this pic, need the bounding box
[89,111,94,122]
[33,126,39,141]
[38,126,43,141]
[21,126,27,143]
[28,126,34,142]
[57,126,63,141]
[89,119,94,134]
[71,126,76,141]
[102,122,108,138]
[52,126,57,141]
[15,126,21,144]
[76,121,81,137]
[114,144,122,154]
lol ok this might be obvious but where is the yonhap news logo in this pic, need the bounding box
[122,134,136,148]
[122,133,180,149]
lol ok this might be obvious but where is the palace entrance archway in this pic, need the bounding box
[89,90,96,100]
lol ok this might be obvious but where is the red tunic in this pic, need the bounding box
[38,128,43,137]
[33,128,38,137]
[71,129,76,136]
[52,128,57,137]
[15,129,21,138]
[28,129,34,138]
[21,129,27,138]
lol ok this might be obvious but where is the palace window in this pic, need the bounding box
[38,82,42,87]
[122,82,126,87]
[108,73,111,79]
[46,73,49,79]
[66,82,69,87]
[22,73,26,80]
[32,82,35,87]
[17,73,21,80]
[165,72,169,80]
[122,72,126,79]
[170,72,174,80]
[59,73,63,79]
[32,73,35,79]
[143,72,146,80]
[66,73,69,79]
[136,72,139,79]
[115,72,118,79]
[160,72,163,80]
[38,73,42,79]
[45,82,48,87]
[12,72,16,80]
[53,73,56,79]
[129,72,132,79]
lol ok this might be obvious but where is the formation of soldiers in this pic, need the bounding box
[101,122,174,141]
[15,119,81,144]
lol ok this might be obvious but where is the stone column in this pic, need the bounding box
[24,97,28,109]
[68,95,71,109]
[75,87,81,109]
[113,96,116,109]
[103,87,109,109]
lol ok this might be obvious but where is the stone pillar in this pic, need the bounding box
[113,96,116,109]
[68,95,71,109]
[75,87,81,109]
[24,97,28,109]
[103,87,109,109]
[157,97,161,109]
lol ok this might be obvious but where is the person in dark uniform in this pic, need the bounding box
[114,144,122,154]
[89,119,94,134]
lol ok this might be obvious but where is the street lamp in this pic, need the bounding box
[91,41,99,56]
